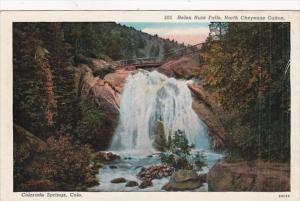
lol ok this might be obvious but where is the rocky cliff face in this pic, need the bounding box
[208,160,290,191]
[75,59,135,150]
[187,83,227,150]
[76,55,227,150]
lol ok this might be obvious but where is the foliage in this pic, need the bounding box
[62,22,181,60]
[160,130,207,170]
[166,130,193,155]
[201,22,290,161]
[75,98,108,149]
[35,46,57,126]
[13,125,98,191]
[38,23,80,134]
[32,134,97,191]
[150,44,160,57]
[13,23,98,191]
[208,22,228,40]
[13,23,56,138]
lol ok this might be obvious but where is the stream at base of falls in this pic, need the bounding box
[89,150,223,192]
[89,70,223,192]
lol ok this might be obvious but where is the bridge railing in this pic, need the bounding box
[114,57,164,67]
[164,43,203,60]
[112,42,204,67]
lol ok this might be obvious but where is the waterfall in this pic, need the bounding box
[110,69,210,154]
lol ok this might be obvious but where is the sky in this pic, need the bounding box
[119,22,210,45]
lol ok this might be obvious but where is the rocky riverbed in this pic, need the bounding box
[89,150,223,192]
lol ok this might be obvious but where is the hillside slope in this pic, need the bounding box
[62,22,184,60]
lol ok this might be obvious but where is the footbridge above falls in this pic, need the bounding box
[112,43,204,69]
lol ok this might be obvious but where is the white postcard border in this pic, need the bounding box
[0,10,299,201]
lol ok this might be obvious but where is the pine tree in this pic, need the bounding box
[201,22,290,161]
[35,44,57,127]
[13,23,56,138]
[38,22,79,134]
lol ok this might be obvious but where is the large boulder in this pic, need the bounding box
[171,169,199,182]
[78,79,119,149]
[208,160,290,191]
[157,55,201,79]
[153,121,167,151]
[75,65,122,150]
[75,64,98,98]
[104,69,133,93]
[90,79,120,110]
[75,65,136,150]
[162,170,203,191]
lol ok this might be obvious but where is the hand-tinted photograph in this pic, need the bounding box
[13,21,290,192]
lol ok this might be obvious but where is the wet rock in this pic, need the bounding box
[109,165,118,169]
[137,164,175,181]
[153,121,167,151]
[162,170,203,191]
[139,180,153,189]
[111,177,127,184]
[125,181,139,187]
[172,170,199,182]
[96,152,120,163]
[162,180,202,191]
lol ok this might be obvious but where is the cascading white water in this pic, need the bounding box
[110,69,210,154]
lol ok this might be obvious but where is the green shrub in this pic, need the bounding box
[93,67,114,79]
[160,130,207,170]
[194,151,207,170]
[14,132,99,191]
[32,134,98,191]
